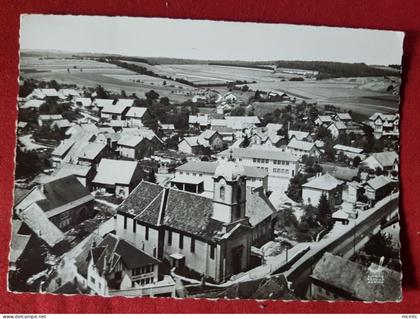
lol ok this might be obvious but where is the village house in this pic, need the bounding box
[178,130,224,155]
[173,161,269,194]
[288,130,310,141]
[287,139,320,159]
[115,160,256,283]
[217,148,299,191]
[188,114,210,130]
[26,88,60,100]
[264,90,289,102]
[87,233,163,296]
[333,144,365,160]
[361,151,399,173]
[327,121,347,138]
[20,99,44,110]
[74,97,93,108]
[125,107,154,127]
[302,173,344,208]
[38,114,63,127]
[100,104,131,121]
[51,119,72,133]
[246,187,276,247]
[223,92,238,103]
[46,163,96,189]
[310,252,401,301]
[314,115,333,127]
[332,112,352,124]
[58,89,81,99]
[369,113,399,137]
[77,142,111,167]
[320,164,359,182]
[92,159,143,198]
[342,181,362,208]
[15,175,94,232]
[117,135,153,160]
[216,102,232,115]
[363,175,395,204]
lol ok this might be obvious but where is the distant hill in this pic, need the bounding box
[20,50,401,79]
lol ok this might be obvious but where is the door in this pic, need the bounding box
[231,245,244,274]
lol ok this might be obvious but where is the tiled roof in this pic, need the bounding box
[176,161,267,178]
[303,173,343,191]
[92,159,139,186]
[336,113,352,121]
[317,115,333,123]
[125,107,148,118]
[78,142,107,160]
[117,135,145,148]
[311,252,401,301]
[36,175,93,212]
[101,104,129,115]
[16,206,64,247]
[365,175,393,190]
[371,151,398,167]
[333,144,364,154]
[218,148,298,162]
[246,189,275,226]
[118,181,224,241]
[287,139,316,151]
[288,130,310,140]
[320,164,359,182]
[91,234,159,275]
[21,99,44,109]
[329,121,347,130]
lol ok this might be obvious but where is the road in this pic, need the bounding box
[285,192,399,298]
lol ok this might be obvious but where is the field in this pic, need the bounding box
[20,54,401,116]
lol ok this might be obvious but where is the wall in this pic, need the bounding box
[115,213,160,258]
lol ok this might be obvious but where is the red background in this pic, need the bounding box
[0,0,419,314]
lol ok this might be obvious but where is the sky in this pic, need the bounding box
[20,15,404,65]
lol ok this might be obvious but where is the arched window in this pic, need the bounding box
[220,186,225,201]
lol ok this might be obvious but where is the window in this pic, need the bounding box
[168,230,172,246]
[220,186,225,201]
[133,219,137,233]
[124,216,128,229]
[145,226,149,240]
[210,244,215,260]
[98,282,101,289]
[190,238,195,253]
[179,234,184,249]
[153,248,156,257]
[90,276,95,284]
[132,267,141,276]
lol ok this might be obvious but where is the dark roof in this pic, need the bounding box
[14,187,31,206]
[320,164,359,182]
[246,188,276,226]
[90,234,159,274]
[311,252,401,301]
[118,181,164,217]
[164,189,223,240]
[36,175,93,212]
[53,281,84,295]
[118,181,225,241]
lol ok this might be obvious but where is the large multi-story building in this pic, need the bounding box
[114,160,275,283]
[216,148,299,191]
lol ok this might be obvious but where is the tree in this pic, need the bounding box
[96,85,110,99]
[286,173,308,202]
[160,97,170,106]
[230,106,246,116]
[242,85,249,92]
[121,90,127,98]
[15,148,44,178]
[353,156,362,168]
[241,135,250,148]
[145,90,159,101]
[317,193,332,227]
[363,232,395,260]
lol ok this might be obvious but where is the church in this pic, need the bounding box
[114,159,256,283]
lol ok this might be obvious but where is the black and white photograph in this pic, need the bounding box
[10,15,403,301]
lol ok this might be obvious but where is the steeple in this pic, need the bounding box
[212,159,247,224]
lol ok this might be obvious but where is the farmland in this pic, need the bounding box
[20,53,400,117]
